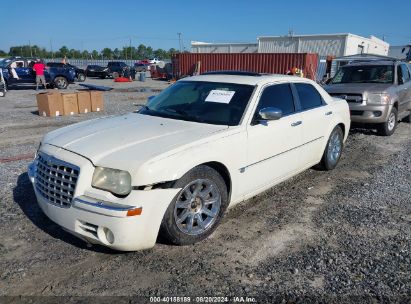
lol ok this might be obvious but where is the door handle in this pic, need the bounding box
[325,111,333,116]
[291,121,302,127]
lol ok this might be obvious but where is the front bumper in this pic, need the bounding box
[28,144,180,251]
[349,103,391,123]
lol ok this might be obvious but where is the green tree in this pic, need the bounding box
[101,48,113,59]
[113,48,120,59]
[59,46,69,57]
[91,50,99,59]
[0,49,8,57]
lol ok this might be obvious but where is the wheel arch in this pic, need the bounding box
[200,161,232,200]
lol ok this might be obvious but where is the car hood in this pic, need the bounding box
[43,113,228,171]
[324,83,393,94]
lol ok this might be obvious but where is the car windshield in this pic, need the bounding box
[139,81,255,126]
[331,65,394,84]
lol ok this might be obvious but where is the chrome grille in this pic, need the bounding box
[35,152,79,208]
[329,93,363,103]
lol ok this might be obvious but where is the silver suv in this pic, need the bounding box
[325,60,411,136]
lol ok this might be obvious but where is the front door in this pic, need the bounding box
[242,83,304,197]
[397,64,411,113]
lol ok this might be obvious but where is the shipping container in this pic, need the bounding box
[172,53,319,80]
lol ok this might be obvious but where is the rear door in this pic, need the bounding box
[242,83,304,196]
[293,82,333,166]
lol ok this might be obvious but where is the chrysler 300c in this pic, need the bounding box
[28,72,350,251]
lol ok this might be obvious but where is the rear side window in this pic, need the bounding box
[255,83,295,116]
[294,83,323,110]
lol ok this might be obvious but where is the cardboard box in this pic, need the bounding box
[36,91,63,117]
[77,91,92,114]
[89,91,104,112]
[61,93,79,116]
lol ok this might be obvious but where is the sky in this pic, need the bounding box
[0,0,410,53]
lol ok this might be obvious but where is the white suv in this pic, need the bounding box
[28,72,350,251]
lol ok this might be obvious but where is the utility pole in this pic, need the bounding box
[129,37,132,60]
[50,38,53,59]
[177,32,182,52]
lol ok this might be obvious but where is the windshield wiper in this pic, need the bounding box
[133,103,152,113]
[162,108,205,123]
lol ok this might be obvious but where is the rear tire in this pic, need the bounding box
[160,165,228,245]
[377,108,397,136]
[53,76,68,89]
[317,125,344,171]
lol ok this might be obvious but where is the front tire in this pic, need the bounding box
[378,108,397,136]
[318,125,344,171]
[160,165,228,245]
[77,73,86,82]
[53,76,68,89]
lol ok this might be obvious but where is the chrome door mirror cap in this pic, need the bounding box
[258,107,283,121]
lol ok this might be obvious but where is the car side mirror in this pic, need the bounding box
[398,77,404,85]
[258,107,283,121]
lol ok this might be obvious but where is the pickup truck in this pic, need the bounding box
[107,61,136,79]
[0,57,76,89]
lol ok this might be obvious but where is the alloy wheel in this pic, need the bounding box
[174,179,221,236]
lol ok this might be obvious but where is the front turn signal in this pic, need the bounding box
[127,207,143,217]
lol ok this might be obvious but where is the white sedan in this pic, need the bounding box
[28,72,350,251]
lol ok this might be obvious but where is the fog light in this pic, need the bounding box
[104,228,115,244]
[373,111,382,117]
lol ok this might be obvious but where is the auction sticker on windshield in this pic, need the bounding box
[205,90,235,104]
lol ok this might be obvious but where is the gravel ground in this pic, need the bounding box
[0,79,410,303]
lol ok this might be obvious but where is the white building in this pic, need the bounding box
[191,42,258,53]
[191,33,389,57]
[258,34,388,57]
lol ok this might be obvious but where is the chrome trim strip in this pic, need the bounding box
[73,197,135,211]
[240,136,324,172]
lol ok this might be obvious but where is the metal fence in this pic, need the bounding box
[43,58,171,69]
[43,58,137,69]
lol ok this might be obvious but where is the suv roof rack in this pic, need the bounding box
[201,70,262,76]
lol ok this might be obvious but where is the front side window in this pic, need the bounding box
[295,83,323,110]
[140,81,255,126]
[254,83,295,117]
[331,65,394,84]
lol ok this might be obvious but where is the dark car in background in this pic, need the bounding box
[0,57,76,89]
[85,64,109,79]
[134,62,150,72]
[107,61,136,79]
[46,62,86,82]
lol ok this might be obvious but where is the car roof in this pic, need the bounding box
[184,73,313,86]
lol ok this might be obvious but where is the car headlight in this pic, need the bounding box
[92,167,132,196]
[367,93,390,105]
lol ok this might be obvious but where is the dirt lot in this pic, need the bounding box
[0,78,410,303]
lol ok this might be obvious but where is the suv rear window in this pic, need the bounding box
[332,65,394,84]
